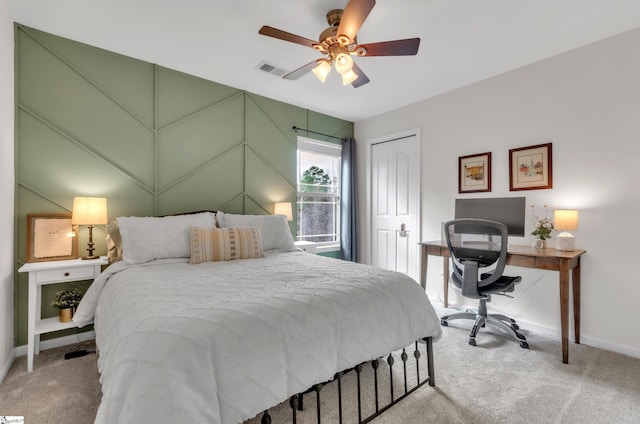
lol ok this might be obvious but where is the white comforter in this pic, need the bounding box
[75,251,442,424]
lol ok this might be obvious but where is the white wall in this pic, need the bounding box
[0,3,15,381]
[355,27,640,358]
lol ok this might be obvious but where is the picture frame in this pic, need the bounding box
[509,143,553,191]
[27,213,78,262]
[458,152,491,193]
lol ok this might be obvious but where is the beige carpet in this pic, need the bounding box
[2,313,640,424]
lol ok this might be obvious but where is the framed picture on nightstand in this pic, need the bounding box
[27,213,78,262]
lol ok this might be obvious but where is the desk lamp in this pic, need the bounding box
[554,210,578,251]
[72,197,108,259]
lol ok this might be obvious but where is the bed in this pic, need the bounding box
[74,211,442,424]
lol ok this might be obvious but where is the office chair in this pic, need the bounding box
[440,219,529,349]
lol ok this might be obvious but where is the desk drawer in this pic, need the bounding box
[36,266,94,283]
[506,255,534,268]
[534,257,560,271]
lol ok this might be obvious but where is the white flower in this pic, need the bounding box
[530,205,555,240]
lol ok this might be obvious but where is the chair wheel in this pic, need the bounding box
[468,339,476,346]
[520,341,529,349]
[440,320,448,327]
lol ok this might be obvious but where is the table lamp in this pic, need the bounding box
[72,197,108,259]
[274,201,293,221]
[554,209,578,251]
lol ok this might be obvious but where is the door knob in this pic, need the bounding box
[399,223,409,238]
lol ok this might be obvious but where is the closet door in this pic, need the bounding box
[370,133,420,280]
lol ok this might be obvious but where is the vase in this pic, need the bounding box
[59,307,73,323]
[532,239,546,249]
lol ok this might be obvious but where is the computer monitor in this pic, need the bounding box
[454,197,526,237]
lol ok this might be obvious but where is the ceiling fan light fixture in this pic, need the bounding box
[258,0,420,89]
[341,68,358,85]
[312,43,327,53]
[312,59,332,83]
[354,46,367,56]
[337,34,351,46]
[334,51,354,74]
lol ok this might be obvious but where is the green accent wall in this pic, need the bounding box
[14,24,353,346]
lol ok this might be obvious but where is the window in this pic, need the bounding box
[297,137,341,249]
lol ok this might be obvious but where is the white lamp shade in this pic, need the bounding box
[72,197,108,225]
[341,69,358,85]
[554,210,579,231]
[274,202,293,221]
[312,60,331,83]
[334,52,354,74]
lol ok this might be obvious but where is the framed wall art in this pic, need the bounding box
[509,143,553,191]
[458,152,491,193]
[27,213,78,262]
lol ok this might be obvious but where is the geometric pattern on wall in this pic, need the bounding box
[13,24,353,346]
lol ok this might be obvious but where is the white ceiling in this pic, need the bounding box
[10,0,640,122]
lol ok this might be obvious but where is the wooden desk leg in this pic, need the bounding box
[420,245,428,291]
[572,262,581,345]
[559,266,570,364]
[443,258,449,308]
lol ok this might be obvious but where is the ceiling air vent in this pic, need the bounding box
[257,61,287,77]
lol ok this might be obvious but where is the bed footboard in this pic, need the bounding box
[259,336,435,424]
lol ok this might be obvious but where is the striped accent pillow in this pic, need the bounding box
[189,227,264,264]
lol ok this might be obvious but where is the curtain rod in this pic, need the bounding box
[292,126,346,141]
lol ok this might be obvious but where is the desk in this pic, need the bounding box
[419,241,586,364]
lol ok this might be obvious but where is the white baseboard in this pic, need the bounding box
[436,301,640,360]
[14,330,95,357]
[518,318,640,359]
[578,334,640,359]
[0,348,16,385]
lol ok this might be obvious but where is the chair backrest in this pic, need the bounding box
[443,219,509,298]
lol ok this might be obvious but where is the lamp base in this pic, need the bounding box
[555,232,575,251]
[81,225,98,260]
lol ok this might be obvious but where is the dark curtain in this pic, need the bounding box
[340,137,358,262]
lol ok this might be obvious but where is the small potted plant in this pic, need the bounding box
[51,288,83,322]
[530,204,554,249]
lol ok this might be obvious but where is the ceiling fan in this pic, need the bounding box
[258,0,420,88]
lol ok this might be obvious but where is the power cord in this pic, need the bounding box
[64,350,90,359]
[63,339,96,360]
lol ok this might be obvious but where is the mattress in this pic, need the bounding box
[75,251,442,424]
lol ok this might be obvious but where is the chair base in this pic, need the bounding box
[441,302,529,349]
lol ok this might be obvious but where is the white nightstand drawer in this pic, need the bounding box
[35,266,94,284]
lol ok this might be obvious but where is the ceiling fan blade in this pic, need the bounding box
[283,60,317,80]
[359,38,421,56]
[351,62,370,88]
[337,0,376,42]
[259,26,317,49]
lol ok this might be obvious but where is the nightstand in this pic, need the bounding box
[294,241,317,254]
[18,257,108,372]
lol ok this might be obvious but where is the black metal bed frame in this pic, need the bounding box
[259,337,435,424]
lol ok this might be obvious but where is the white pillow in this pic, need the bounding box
[216,211,297,252]
[118,212,216,264]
